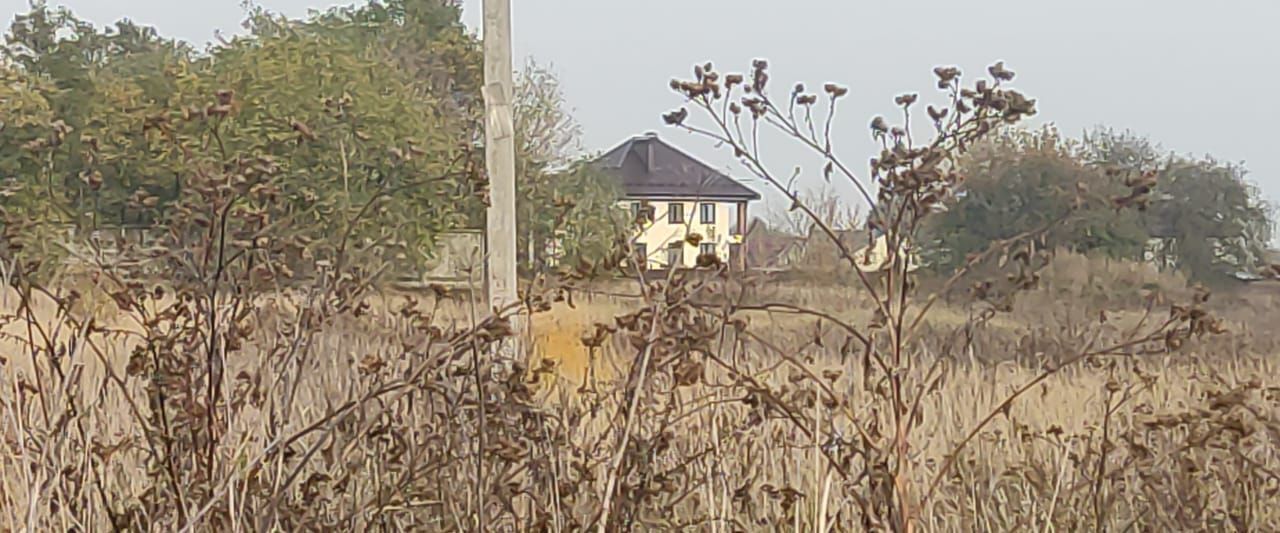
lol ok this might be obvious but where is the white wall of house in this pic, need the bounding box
[852,234,920,273]
[622,198,745,269]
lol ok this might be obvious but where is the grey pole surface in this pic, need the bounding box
[482,0,523,359]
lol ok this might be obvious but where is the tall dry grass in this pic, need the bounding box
[544,275,1280,531]
[4,55,1278,532]
[5,265,1277,531]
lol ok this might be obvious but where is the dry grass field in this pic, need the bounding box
[5,3,1276,528]
[2,253,1279,531]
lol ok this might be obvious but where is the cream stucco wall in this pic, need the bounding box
[852,234,920,273]
[622,199,745,269]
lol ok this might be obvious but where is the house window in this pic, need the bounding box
[700,242,716,258]
[668,203,684,224]
[633,242,648,269]
[631,202,654,223]
[666,241,684,267]
[700,203,716,224]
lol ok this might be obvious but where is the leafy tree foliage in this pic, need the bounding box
[923,128,1147,271]
[271,1,627,274]
[2,4,193,226]
[924,126,1274,283]
[1084,129,1274,282]
[1,1,624,278]
[205,16,478,259]
[253,0,483,114]
[2,2,480,278]
[512,61,625,272]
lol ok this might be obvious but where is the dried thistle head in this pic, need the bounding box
[933,65,962,87]
[927,105,949,123]
[870,116,889,136]
[663,107,689,126]
[823,83,849,98]
[988,61,1016,81]
[291,119,316,142]
[695,252,722,269]
[751,58,770,93]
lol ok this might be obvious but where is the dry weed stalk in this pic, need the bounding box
[0,84,602,531]
[634,58,1265,531]
[1,60,1278,533]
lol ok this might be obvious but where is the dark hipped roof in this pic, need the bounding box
[594,132,760,201]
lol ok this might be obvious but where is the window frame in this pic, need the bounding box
[699,242,716,258]
[668,202,684,224]
[666,240,684,266]
[699,202,716,224]
[631,201,655,223]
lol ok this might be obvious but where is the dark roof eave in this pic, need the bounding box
[597,133,762,201]
[621,192,761,201]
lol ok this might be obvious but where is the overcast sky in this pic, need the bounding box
[5,0,1279,225]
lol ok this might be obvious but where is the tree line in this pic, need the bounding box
[0,0,625,280]
[922,127,1273,283]
[3,1,1271,286]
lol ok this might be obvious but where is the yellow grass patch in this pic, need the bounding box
[528,300,625,391]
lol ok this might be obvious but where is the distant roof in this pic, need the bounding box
[593,132,760,201]
[745,218,804,268]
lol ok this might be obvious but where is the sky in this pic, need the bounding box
[4,0,1279,226]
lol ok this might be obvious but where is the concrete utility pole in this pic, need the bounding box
[482,0,523,358]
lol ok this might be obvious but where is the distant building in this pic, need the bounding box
[799,223,918,273]
[743,218,805,270]
[594,132,759,271]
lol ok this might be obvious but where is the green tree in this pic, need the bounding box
[0,64,64,268]
[2,1,627,277]
[1,2,480,277]
[922,127,1148,271]
[286,3,626,272]
[249,0,482,121]
[202,17,477,261]
[925,125,1275,283]
[512,61,625,273]
[1085,129,1274,282]
[3,3,194,224]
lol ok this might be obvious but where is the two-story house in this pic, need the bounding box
[595,132,760,271]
